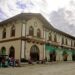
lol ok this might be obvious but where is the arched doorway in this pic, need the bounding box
[49,50,56,62]
[9,47,15,58]
[1,47,6,55]
[72,54,75,61]
[63,51,68,61]
[72,50,75,61]
[30,45,39,61]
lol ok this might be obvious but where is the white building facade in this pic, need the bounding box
[0,13,75,62]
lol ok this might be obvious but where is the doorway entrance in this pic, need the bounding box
[72,50,75,61]
[63,51,68,61]
[49,51,56,62]
[9,47,15,58]
[30,45,39,61]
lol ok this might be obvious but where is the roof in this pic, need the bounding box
[0,13,75,39]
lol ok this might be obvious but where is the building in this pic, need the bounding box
[0,13,75,62]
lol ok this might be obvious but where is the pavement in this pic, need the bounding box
[0,61,75,75]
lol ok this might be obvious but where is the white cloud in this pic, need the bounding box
[50,0,75,36]
[45,0,70,12]
[65,0,75,25]
[0,0,72,18]
[0,0,75,36]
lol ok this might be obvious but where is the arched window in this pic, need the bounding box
[49,33,52,41]
[37,28,41,38]
[2,28,6,38]
[11,25,15,37]
[9,46,15,58]
[29,26,34,36]
[1,47,6,55]
[54,34,57,42]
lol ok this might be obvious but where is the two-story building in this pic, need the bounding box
[0,13,75,62]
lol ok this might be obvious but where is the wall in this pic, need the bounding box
[0,40,21,59]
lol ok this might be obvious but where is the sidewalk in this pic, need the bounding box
[20,61,75,67]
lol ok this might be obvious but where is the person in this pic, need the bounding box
[8,57,11,66]
[10,57,15,67]
[2,57,5,67]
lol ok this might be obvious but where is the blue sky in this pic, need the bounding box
[0,0,75,36]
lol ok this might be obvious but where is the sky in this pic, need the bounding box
[0,0,71,19]
[0,0,75,36]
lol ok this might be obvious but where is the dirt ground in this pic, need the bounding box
[0,62,75,75]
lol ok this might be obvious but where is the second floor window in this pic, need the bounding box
[29,26,34,36]
[11,25,15,37]
[71,40,73,47]
[65,38,68,45]
[54,34,57,42]
[37,28,41,38]
[2,28,6,39]
[49,33,52,41]
[62,37,64,44]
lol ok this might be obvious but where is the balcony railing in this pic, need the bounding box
[60,44,75,49]
[46,40,60,46]
[26,35,45,45]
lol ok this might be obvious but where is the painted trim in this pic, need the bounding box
[43,27,45,59]
[24,21,27,59]
[20,20,23,61]
[0,36,75,50]
[0,37,26,43]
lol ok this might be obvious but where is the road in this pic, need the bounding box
[0,62,75,75]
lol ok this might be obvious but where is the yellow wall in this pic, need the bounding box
[0,20,22,41]
[25,41,44,60]
[0,40,21,59]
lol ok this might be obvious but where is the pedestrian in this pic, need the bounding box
[2,57,5,67]
[10,57,15,67]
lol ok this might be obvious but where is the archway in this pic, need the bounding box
[30,45,39,61]
[72,54,75,61]
[72,50,75,61]
[63,51,68,61]
[49,50,56,62]
[1,47,6,55]
[9,47,15,58]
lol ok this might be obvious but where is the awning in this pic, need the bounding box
[71,50,75,55]
[45,44,57,52]
[61,48,72,55]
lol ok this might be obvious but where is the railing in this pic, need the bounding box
[60,44,75,49]
[46,40,60,46]
[26,35,45,45]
